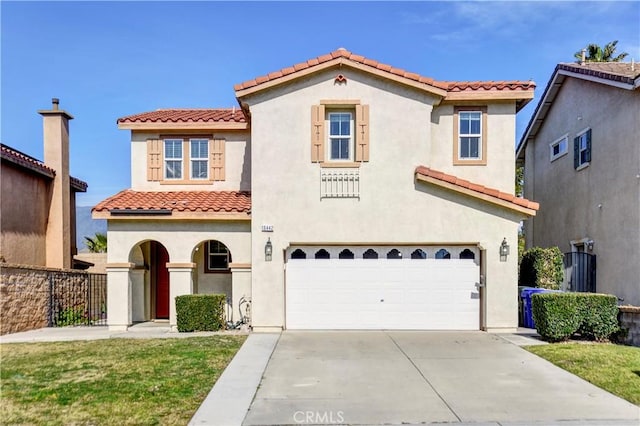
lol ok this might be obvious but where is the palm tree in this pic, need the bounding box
[574,40,629,63]
[84,232,107,253]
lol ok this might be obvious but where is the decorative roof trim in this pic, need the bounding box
[92,210,250,221]
[234,49,534,106]
[118,121,249,131]
[415,166,538,216]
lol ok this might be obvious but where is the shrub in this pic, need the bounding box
[532,293,619,342]
[519,247,564,289]
[55,306,86,326]
[575,293,619,341]
[175,294,226,332]
[531,293,580,341]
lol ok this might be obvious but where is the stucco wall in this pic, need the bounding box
[107,220,251,264]
[523,77,640,305]
[0,163,51,266]
[245,68,524,331]
[431,103,516,193]
[130,131,251,192]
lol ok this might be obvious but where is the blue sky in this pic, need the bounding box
[2,1,639,206]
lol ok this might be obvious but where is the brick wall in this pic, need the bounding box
[618,306,640,347]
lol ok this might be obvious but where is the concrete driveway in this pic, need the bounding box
[243,331,639,425]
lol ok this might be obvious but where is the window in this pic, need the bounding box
[190,139,209,179]
[435,249,451,259]
[147,137,225,183]
[315,249,330,259]
[574,129,591,169]
[459,112,481,159]
[411,249,427,259]
[459,249,475,260]
[291,249,307,259]
[310,103,369,163]
[550,135,568,162]
[328,112,353,161]
[164,139,183,179]
[387,249,402,259]
[454,106,487,165]
[363,249,378,259]
[339,249,354,259]
[205,240,231,272]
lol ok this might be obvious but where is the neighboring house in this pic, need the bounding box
[95,48,538,332]
[517,61,640,306]
[1,99,88,269]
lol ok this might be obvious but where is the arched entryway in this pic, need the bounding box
[128,240,171,322]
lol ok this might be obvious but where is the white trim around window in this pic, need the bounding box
[190,138,209,180]
[549,134,568,162]
[327,111,354,162]
[164,139,183,180]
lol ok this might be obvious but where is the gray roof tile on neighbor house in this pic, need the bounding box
[558,62,640,83]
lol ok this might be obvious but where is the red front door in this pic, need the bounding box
[153,242,170,319]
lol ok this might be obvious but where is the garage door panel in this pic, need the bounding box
[286,254,479,330]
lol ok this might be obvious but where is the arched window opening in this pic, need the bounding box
[411,249,427,259]
[387,249,402,259]
[435,249,451,260]
[315,249,330,259]
[459,249,475,260]
[291,249,307,259]
[339,249,355,259]
[363,249,378,259]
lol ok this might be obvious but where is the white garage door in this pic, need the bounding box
[286,249,480,330]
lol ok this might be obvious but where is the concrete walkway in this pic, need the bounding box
[0,323,247,343]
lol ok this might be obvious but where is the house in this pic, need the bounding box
[517,61,640,306]
[1,99,88,269]
[94,49,538,332]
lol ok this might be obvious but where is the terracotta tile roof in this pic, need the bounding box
[1,143,87,191]
[415,166,539,211]
[117,108,247,124]
[445,81,536,92]
[234,48,534,94]
[70,176,88,192]
[1,143,55,177]
[93,190,251,214]
[558,62,640,84]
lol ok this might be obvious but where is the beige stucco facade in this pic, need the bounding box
[100,50,534,332]
[243,67,527,332]
[0,164,51,265]
[521,75,640,306]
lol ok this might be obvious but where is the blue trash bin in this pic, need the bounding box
[521,288,551,329]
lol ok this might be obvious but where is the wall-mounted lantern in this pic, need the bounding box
[586,239,594,251]
[499,238,510,262]
[265,238,273,262]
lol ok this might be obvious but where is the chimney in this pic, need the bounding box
[581,49,586,66]
[38,98,74,269]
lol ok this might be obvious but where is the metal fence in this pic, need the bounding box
[48,271,107,327]
[563,252,596,293]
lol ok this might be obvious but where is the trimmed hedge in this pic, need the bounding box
[519,247,564,290]
[175,294,226,332]
[532,292,619,342]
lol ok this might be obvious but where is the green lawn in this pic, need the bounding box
[0,335,246,425]
[526,343,640,405]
